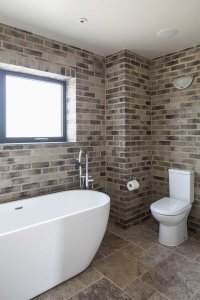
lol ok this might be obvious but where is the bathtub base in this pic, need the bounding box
[0,205,109,300]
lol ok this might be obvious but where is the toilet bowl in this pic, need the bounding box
[151,197,191,246]
[151,169,194,246]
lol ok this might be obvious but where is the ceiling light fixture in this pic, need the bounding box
[172,76,193,89]
[79,18,88,24]
[157,28,177,38]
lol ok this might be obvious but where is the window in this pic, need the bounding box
[0,69,66,143]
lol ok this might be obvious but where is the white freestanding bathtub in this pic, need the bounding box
[0,190,110,300]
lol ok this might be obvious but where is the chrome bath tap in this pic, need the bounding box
[76,149,93,189]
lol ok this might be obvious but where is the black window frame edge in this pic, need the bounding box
[0,69,67,144]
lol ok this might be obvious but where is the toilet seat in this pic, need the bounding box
[151,197,191,216]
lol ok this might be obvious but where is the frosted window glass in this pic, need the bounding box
[6,75,63,138]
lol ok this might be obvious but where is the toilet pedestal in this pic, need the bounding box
[159,215,188,246]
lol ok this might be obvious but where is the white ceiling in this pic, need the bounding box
[0,0,199,59]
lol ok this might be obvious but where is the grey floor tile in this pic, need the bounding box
[148,292,168,300]
[107,221,131,237]
[137,243,173,267]
[33,266,102,300]
[175,238,200,260]
[124,278,156,300]
[194,255,200,263]
[91,251,104,263]
[190,231,200,242]
[33,220,200,300]
[33,276,85,300]
[108,222,158,249]
[127,225,158,249]
[68,278,131,300]
[95,244,147,288]
[191,289,200,300]
[98,230,129,256]
[141,253,200,300]
[138,217,159,233]
[77,266,103,286]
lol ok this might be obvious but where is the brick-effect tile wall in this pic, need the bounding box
[0,22,200,233]
[106,50,151,228]
[0,23,106,203]
[151,45,200,233]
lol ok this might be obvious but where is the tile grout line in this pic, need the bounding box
[106,227,179,270]
[98,273,135,300]
[107,226,175,255]
[106,228,147,250]
[126,277,172,300]
[95,249,184,300]
[37,221,200,300]
[95,250,172,300]
[133,245,175,270]
[93,233,172,298]
[107,226,200,268]
[108,226,200,263]
[65,276,104,300]
[94,242,132,262]
[81,224,200,299]
[72,270,136,300]
[190,287,200,300]
[138,250,200,300]
[174,248,200,263]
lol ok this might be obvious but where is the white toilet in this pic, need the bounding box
[150,169,194,246]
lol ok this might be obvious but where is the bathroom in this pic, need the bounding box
[0,0,200,299]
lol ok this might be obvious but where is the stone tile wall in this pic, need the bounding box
[105,50,151,227]
[0,23,106,203]
[151,45,200,233]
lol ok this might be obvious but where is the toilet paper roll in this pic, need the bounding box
[127,180,139,191]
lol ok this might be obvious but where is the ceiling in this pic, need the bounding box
[0,0,199,59]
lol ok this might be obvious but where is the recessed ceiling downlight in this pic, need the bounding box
[157,28,177,38]
[79,18,88,24]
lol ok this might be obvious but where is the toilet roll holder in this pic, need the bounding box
[129,176,136,180]
[127,176,140,191]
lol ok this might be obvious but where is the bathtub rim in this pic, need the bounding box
[0,189,110,237]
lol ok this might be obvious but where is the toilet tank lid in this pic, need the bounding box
[169,169,194,175]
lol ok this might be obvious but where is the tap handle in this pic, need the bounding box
[75,159,81,167]
[88,176,94,189]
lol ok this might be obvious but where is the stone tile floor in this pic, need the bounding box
[34,218,200,300]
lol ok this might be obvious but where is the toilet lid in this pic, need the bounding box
[150,197,191,216]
